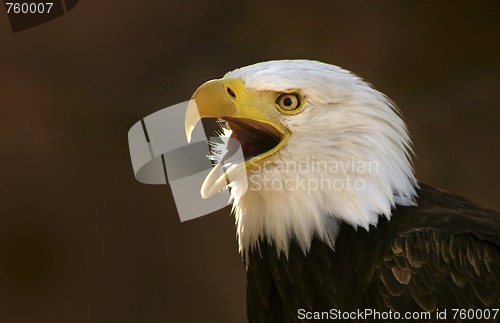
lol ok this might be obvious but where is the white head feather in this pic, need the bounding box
[215,60,418,257]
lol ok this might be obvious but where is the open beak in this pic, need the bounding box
[185,78,290,198]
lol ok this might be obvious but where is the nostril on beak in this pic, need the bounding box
[226,86,236,99]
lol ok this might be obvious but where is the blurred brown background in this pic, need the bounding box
[0,1,499,322]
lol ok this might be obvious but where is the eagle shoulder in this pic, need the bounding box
[245,184,500,322]
[377,184,500,312]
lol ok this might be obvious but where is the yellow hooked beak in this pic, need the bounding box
[185,78,291,198]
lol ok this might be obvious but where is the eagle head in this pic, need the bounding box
[185,60,417,256]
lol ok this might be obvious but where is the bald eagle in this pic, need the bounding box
[185,60,500,322]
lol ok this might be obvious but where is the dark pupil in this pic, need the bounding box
[283,97,293,106]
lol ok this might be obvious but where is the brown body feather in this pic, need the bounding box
[246,184,500,322]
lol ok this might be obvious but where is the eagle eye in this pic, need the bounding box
[276,93,302,113]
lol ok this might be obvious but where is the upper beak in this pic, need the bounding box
[185,79,239,143]
[184,78,290,198]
